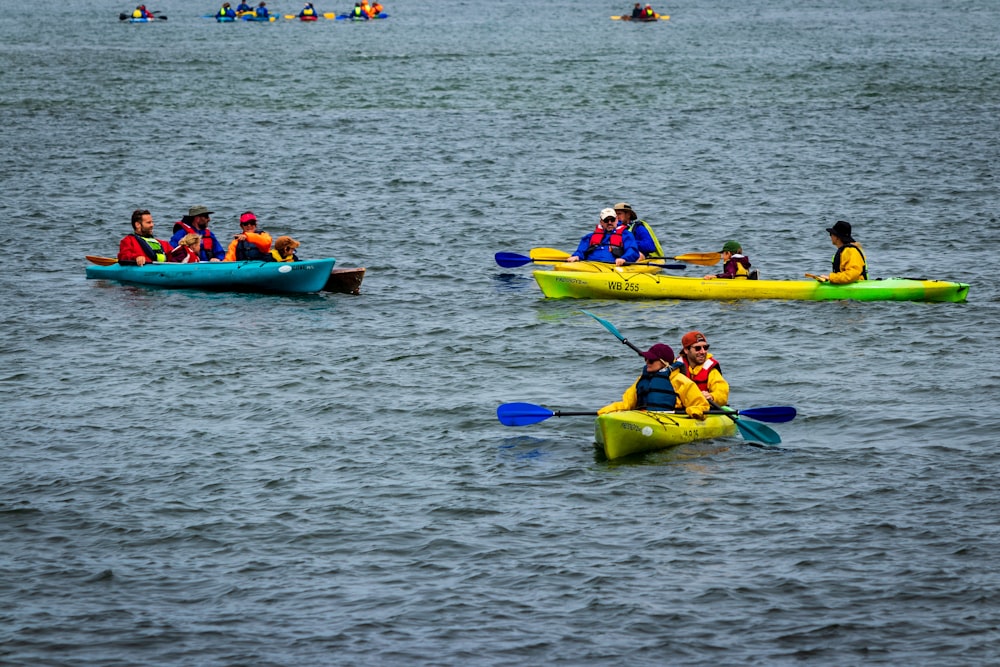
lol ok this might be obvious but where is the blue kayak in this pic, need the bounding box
[86,259,336,294]
[216,15,236,22]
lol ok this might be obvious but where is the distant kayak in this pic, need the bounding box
[241,14,276,21]
[610,14,669,21]
[336,12,389,20]
[118,12,166,22]
[299,14,319,21]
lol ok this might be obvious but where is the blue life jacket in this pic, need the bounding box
[635,368,678,411]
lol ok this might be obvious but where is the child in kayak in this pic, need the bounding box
[704,240,755,279]
[170,233,201,263]
[270,236,301,262]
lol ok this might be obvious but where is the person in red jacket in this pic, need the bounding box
[118,209,173,266]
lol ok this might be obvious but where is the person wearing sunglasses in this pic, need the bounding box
[597,343,709,420]
[677,331,729,406]
[225,211,273,262]
[566,208,640,267]
[170,205,225,262]
[614,202,664,260]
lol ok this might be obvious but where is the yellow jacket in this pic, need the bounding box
[681,353,730,406]
[598,367,709,419]
[829,244,867,284]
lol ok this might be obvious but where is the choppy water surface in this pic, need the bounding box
[2,0,1000,664]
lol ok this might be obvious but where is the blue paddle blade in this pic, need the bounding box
[581,310,625,342]
[495,252,532,268]
[497,402,555,426]
[737,406,797,423]
[731,417,782,445]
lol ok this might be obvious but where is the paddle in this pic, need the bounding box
[497,402,597,427]
[86,255,118,266]
[530,247,718,266]
[497,402,773,428]
[805,273,829,283]
[675,252,721,266]
[580,310,790,443]
[494,252,685,271]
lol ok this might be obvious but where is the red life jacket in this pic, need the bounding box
[682,357,721,393]
[587,223,627,257]
[175,221,216,252]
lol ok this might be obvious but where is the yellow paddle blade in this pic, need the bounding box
[529,247,571,261]
[323,12,336,19]
[85,255,118,266]
[659,15,670,20]
[674,252,722,266]
[284,14,295,19]
[610,15,622,20]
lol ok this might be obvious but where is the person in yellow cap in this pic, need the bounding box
[677,331,729,406]
[598,343,709,418]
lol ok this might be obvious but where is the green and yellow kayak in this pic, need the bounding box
[533,270,969,302]
[596,411,738,459]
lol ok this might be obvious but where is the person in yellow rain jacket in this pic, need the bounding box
[597,343,709,419]
[817,220,867,284]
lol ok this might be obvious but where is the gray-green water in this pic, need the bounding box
[2,0,999,664]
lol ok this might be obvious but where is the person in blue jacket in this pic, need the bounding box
[170,205,226,262]
[236,1,252,12]
[299,2,317,18]
[218,2,237,18]
[566,208,640,267]
[255,1,269,17]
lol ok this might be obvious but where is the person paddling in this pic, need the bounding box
[566,208,640,267]
[597,343,709,419]
[816,220,867,284]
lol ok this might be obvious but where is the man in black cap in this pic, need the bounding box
[817,220,867,284]
[170,205,225,262]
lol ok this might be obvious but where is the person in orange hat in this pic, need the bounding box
[677,331,729,406]
[225,211,273,262]
[598,343,709,418]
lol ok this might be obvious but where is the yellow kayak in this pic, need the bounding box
[533,270,970,302]
[596,411,737,459]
